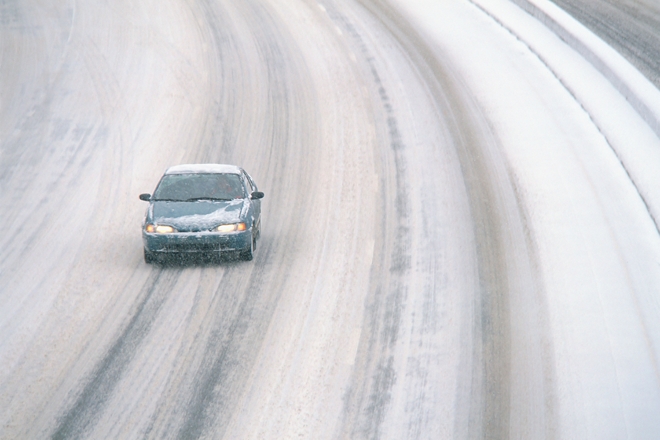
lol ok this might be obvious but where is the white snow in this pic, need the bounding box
[165,163,242,174]
[496,0,660,248]
[392,0,660,437]
[2,0,660,438]
[520,0,660,137]
[155,199,245,230]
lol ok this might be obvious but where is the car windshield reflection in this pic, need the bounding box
[153,173,246,201]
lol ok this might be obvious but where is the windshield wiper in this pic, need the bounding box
[185,197,233,202]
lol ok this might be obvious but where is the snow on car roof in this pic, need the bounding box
[165,164,242,175]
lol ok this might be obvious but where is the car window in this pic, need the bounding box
[153,173,246,201]
[243,171,257,192]
[241,172,253,193]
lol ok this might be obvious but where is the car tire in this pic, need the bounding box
[240,234,255,261]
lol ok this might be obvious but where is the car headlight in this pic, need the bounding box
[214,222,246,232]
[145,224,177,233]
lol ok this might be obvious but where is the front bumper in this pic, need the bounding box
[143,229,251,254]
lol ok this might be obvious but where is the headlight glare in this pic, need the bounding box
[215,223,246,233]
[146,224,176,233]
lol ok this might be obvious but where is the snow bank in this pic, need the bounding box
[390,0,660,437]
[512,0,660,137]
[507,0,660,234]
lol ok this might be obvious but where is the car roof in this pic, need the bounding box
[164,164,242,175]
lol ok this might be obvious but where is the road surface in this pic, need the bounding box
[1,0,659,438]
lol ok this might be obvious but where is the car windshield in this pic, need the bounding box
[152,173,245,201]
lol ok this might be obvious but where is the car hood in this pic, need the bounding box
[151,199,245,232]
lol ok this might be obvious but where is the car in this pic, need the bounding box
[139,164,264,263]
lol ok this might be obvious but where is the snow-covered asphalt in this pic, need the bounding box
[1,0,659,438]
[551,0,660,89]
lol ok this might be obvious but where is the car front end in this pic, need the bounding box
[142,221,253,256]
[139,164,263,263]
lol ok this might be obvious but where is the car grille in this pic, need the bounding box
[164,243,221,252]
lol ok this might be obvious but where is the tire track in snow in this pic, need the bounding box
[350,1,558,438]
[150,2,325,436]
[317,4,412,437]
[51,270,181,439]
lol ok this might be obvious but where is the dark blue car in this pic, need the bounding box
[139,164,264,263]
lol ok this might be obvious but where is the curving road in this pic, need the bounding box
[552,0,660,88]
[1,0,660,438]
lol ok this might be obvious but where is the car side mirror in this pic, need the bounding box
[251,191,264,200]
[139,193,151,201]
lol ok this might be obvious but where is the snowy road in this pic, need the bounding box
[552,0,660,88]
[1,0,660,438]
